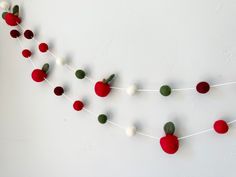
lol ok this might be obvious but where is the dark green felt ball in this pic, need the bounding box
[98,114,107,124]
[75,69,86,79]
[160,85,171,96]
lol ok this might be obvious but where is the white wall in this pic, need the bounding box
[1,0,236,177]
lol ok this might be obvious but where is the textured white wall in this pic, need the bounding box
[1,0,236,177]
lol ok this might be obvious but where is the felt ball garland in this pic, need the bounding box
[24,30,34,39]
[22,49,32,58]
[75,69,86,79]
[98,114,108,124]
[95,74,115,97]
[10,29,20,38]
[196,81,210,94]
[213,120,229,134]
[160,85,171,96]
[54,86,64,96]
[38,43,49,53]
[73,100,84,111]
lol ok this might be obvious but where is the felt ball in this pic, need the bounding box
[160,135,179,154]
[22,49,32,58]
[95,81,111,97]
[0,1,10,10]
[126,85,137,96]
[24,30,34,39]
[98,114,107,124]
[39,43,49,53]
[31,69,47,82]
[73,100,84,111]
[10,29,20,38]
[75,69,86,79]
[196,82,210,94]
[54,86,64,96]
[56,58,66,66]
[4,13,21,26]
[160,85,171,96]
[126,126,136,137]
[214,120,229,134]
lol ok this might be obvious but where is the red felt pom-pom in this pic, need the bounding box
[214,120,229,134]
[54,86,64,96]
[39,43,49,53]
[24,30,34,39]
[196,81,210,94]
[160,135,179,154]
[95,81,111,97]
[22,49,32,58]
[73,100,84,111]
[4,13,21,26]
[10,29,21,38]
[31,69,47,82]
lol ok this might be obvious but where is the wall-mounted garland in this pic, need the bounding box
[1,1,236,155]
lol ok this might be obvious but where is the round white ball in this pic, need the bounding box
[0,1,10,10]
[126,85,137,96]
[126,126,136,137]
[56,58,66,66]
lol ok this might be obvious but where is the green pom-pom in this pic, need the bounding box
[2,12,7,19]
[160,85,171,96]
[98,114,107,124]
[75,69,86,79]
[164,122,175,135]
[42,63,50,73]
[12,5,19,16]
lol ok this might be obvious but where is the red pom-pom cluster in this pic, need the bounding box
[196,82,210,94]
[22,49,32,58]
[214,120,229,134]
[24,30,34,39]
[31,69,47,82]
[73,100,84,111]
[39,43,49,53]
[4,13,21,26]
[54,86,64,96]
[10,29,21,38]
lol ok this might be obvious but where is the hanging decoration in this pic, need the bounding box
[1,1,236,155]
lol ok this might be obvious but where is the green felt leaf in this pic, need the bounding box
[104,74,115,84]
[2,12,7,19]
[164,122,175,135]
[12,5,19,16]
[42,63,50,73]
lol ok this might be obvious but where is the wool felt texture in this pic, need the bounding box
[4,13,21,26]
[98,114,108,124]
[54,86,64,96]
[10,29,21,38]
[39,43,48,53]
[73,100,84,111]
[75,69,86,79]
[94,74,115,97]
[22,49,32,58]
[196,82,210,94]
[214,120,229,134]
[24,30,34,39]
[160,85,171,96]
[31,69,47,82]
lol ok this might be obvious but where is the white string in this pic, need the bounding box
[14,23,236,141]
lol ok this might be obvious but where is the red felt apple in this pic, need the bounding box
[31,63,49,82]
[4,13,21,26]
[94,74,115,97]
[160,122,179,154]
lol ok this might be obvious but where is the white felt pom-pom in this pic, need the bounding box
[126,85,137,96]
[126,126,136,137]
[56,58,66,66]
[0,1,10,10]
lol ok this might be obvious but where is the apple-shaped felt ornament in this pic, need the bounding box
[3,5,21,26]
[31,63,49,82]
[94,74,115,97]
[160,122,179,154]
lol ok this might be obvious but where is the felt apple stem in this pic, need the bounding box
[102,74,115,84]
[42,63,49,74]
[12,5,19,16]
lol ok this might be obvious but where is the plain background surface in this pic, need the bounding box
[1,0,236,176]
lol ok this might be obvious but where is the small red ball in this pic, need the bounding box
[4,13,21,26]
[24,30,34,39]
[54,86,64,96]
[10,29,21,38]
[196,81,210,94]
[31,69,47,82]
[22,49,32,58]
[214,120,229,134]
[39,43,49,53]
[73,100,84,111]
